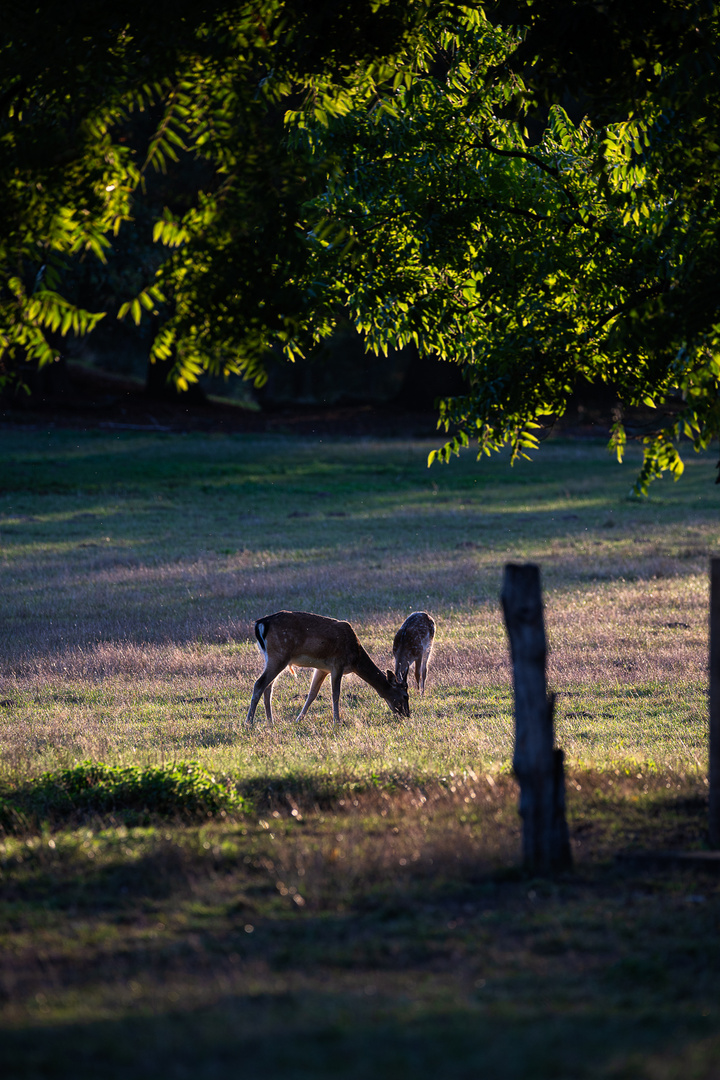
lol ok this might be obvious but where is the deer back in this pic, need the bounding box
[256,610,361,670]
[392,611,436,675]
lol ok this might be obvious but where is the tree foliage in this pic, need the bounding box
[293,2,720,491]
[0,1,429,390]
[1,2,719,490]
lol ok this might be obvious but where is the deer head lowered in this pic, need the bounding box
[393,611,436,695]
[245,610,410,727]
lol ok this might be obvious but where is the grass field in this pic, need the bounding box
[1,426,719,1078]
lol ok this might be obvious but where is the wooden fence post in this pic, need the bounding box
[501,563,572,873]
[710,559,720,849]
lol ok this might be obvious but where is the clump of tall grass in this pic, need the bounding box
[0,760,243,832]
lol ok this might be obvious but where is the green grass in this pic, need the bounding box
[0,761,243,831]
[0,428,716,778]
[0,426,719,1078]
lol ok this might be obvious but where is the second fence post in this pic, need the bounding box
[501,562,572,873]
[710,559,720,849]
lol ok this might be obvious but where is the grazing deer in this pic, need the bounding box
[393,611,436,694]
[245,610,410,727]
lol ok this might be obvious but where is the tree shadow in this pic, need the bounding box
[2,987,716,1080]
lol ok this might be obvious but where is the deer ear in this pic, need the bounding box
[387,670,395,683]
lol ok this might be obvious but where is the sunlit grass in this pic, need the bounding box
[0,428,716,782]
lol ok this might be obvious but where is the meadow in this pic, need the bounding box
[0,425,719,1078]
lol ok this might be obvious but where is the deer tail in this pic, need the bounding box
[254,620,268,659]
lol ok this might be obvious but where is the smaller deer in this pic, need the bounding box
[393,611,436,695]
[245,610,410,726]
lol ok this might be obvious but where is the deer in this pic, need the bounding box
[245,610,410,727]
[392,611,436,695]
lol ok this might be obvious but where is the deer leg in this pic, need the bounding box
[263,681,275,726]
[245,660,286,727]
[414,659,422,693]
[330,669,344,724]
[296,668,329,722]
[419,652,429,694]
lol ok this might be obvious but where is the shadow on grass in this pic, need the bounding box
[2,774,719,1080]
[235,771,432,810]
[3,989,719,1080]
[2,845,191,911]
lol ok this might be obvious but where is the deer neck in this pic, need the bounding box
[351,645,392,700]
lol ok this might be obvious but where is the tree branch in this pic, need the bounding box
[481,131,560,180]
[586,284,668,338]
[480,131,586,221]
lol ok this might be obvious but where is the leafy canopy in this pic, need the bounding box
[0,2,430,389]
[292,2,720,492]
[1,2,719,491]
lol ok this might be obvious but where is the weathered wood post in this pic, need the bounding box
[501,563,572,873]
[710,559,720,849]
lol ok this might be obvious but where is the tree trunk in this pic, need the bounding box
[710,559,720,848]
[501,563,572,873]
